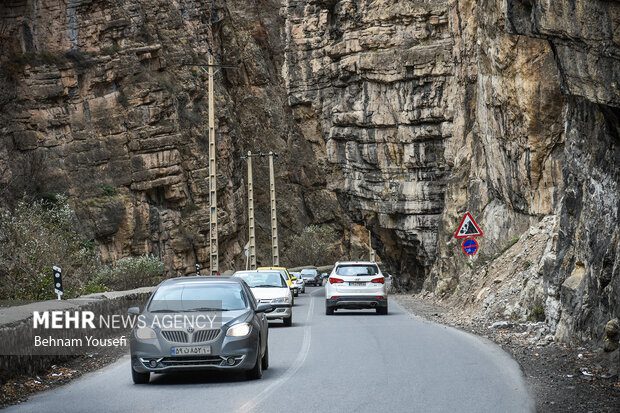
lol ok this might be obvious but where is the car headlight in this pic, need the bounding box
[271,296,290,304]
[226,323,251,337]
[135,327,157,340]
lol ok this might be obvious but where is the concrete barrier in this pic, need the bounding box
[0,287,153,382]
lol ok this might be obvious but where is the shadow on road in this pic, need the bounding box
[148,370,245,385]
[331,310,395,316]
[147,367,283,385]
[268,322,307,328]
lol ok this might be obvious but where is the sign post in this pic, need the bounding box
[52,266,63,300]
[244,241,250,270]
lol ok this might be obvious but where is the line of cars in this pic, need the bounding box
[128,262,387,384]
[128,267,319,383]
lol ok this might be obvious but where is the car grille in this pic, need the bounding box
[192,329,220,343]
[160,356,223,367]
[161,330,189,343]
[161,329,221,343]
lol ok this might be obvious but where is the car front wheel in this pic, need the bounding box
[247,342,263,380]
[131,367,150,384]
[261,342,269,370]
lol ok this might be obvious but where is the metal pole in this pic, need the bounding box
[268,152,279,266]
[369,229,375,262]
[208,52,219,275]
[247,151,257,270]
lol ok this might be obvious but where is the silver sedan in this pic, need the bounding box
[128,276,276,383]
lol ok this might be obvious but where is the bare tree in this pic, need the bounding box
[282,225,339,267]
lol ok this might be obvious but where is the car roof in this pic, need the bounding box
[160,276,243,285]
[334,261,378,266]
[257,266,287,270]
[234,270,281,275]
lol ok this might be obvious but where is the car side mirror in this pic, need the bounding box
[291,276,297,281]
[127,306,140,315]
[256,303,275,313]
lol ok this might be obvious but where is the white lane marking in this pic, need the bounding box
[237,289,320,413]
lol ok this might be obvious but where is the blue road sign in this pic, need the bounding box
[461,238,479,256]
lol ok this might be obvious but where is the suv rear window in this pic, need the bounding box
[334,265,379,276]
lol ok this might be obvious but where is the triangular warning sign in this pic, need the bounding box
[454,212,484,239]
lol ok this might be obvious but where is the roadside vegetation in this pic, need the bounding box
[282,225,339,267]
[0,195,163,300]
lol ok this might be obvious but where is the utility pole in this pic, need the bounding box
[208,51,218,275]
[242,151,260,270]
[369,229,376,262]
[197,5,240,274]
[268,152,279,266]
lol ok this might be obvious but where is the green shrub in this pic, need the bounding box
[0,195,99,300]
[0,197,166,300]
[100,184,118,197]
[528,304,546,322]
[95,255,164,291]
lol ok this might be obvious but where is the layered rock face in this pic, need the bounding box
[282,0,619,342]
[0,0,355,275]
[283,0,454,290]
[430,0,619,342]
[0,0,617,343]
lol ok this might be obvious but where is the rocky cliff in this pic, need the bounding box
[1,0,618,343]
[430,0,619,343]
[281,0,619,343]
[283,0,454,291]
[0,0,365,276]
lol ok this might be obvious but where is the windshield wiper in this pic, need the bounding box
[184,307,233,312]
[253,284,279,288]
[149,309,176,313]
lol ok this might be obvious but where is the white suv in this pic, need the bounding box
[325,261,388,315]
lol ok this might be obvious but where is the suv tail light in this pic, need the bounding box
[370,277,384,284]
[329,277,344,284]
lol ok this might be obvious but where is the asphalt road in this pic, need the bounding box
[5,287,534,413]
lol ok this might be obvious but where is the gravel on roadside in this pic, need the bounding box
[0,339,128,409]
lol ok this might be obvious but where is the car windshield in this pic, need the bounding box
[148,283,248,312]
[301,269,317,276]
[335,265,379,276]
[234,272,286,288]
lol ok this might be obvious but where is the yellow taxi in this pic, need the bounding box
[257,266,299,299]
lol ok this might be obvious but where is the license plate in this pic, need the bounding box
[349,282,366,286]
[170,346,211,356]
